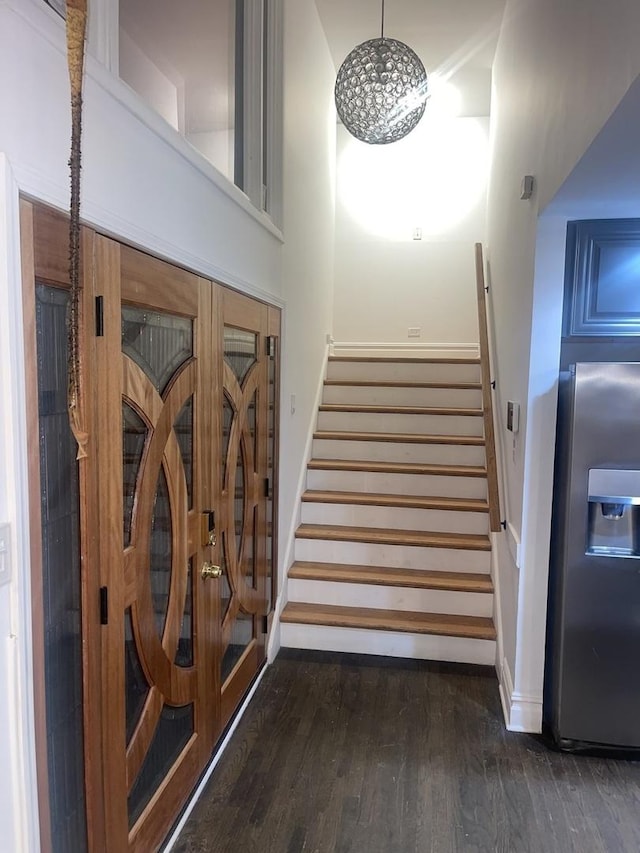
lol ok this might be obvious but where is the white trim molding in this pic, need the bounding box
[498,656,543,733]
[0,154,41,851]
[267,341,330,663]
[330,341,480,359]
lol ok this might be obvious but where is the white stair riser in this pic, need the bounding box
[280,623,496,666]
[312,439,487,466]
[300,501,489,534]
[287,578,493,617]
[307,469,488,499]
[317,410,484,436]
[326,361,481,384]
[323,385,483,408]
[294,537,490,573]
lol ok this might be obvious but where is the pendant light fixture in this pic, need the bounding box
[334,0,428,145]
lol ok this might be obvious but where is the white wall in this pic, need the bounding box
[0,153,32,853]
[119,27,180,130]
[487,0,640,730]
[332,115,489,351]
[271,0,336,650]
[0,0,288,847]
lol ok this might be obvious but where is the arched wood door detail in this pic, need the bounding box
[23,204,281,852]
[96,241,214,853]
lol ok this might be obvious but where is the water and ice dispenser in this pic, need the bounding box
[587,468,640,557]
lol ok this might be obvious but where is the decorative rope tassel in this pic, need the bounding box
[66,0,89,460]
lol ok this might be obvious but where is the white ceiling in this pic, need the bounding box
[314,0,506,114]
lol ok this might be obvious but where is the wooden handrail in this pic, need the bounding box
[474,243,502,533]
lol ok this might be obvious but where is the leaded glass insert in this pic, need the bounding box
[125,608,150,743]
[127,703,195,829]
[247,390,257,472]
[175,560,194,668]
[151,465,172,639]
[266,341,277,612]
[222,394,234,486]
[174,396,194,509]
[223,326,257,386]
[221,612,254,684]
[122,306,192,395]
[234,445,245,557]
[221,537,232,622]
[123,403,148,545]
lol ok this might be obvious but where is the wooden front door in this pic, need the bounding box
[96,239,216,851]
[22,205,280,852]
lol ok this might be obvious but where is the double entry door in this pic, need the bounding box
[22,204,279,853]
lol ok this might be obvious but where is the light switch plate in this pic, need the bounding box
[0,524,11,586]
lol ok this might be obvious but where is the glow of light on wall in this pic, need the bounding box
[337,109,489,241]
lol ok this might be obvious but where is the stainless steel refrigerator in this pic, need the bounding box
[546,361,640,750]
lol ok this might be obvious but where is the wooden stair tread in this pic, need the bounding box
[301,490,489,513]
[307,458,487,477]
[281,602,496,641]
[328,356,480,364]
[319,403,483,417]
[314,430,486,446]
[289,561,493,593]
[324,379,482,390]
[296,524,491,551]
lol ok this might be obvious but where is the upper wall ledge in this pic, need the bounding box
[6,0,285,245]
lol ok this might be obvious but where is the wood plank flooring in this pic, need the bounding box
[172,650,640,853]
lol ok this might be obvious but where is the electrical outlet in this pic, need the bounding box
[412,227,423,240]
[408,327,421,338]
[0,524,11,586]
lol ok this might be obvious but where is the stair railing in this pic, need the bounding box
[475,243,502,533]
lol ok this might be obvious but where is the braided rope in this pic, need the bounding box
[66,0,88,459]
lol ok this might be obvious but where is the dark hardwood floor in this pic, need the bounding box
[172,649,640,853]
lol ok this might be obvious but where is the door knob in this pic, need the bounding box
[201,562,223,580]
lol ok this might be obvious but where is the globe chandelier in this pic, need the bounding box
[334,0,428,145]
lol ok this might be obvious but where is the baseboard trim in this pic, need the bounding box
[498,656,542,733]
[331,341,480,360]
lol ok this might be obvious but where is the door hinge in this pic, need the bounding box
[99,586,108,625]
[264,477,271,498]
[261,614,269,634]
[266,335,276,358]
[95,296,104,337]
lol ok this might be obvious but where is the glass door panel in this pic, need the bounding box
[34,284,88,853]
[218,289,270,723]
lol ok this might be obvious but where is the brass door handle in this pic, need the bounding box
[201,562,223,580]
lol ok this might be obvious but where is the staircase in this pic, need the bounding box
[280,355,497,665]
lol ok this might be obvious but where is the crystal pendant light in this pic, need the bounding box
[334,0,428,145]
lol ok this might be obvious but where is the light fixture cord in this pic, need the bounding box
[381,0,385,38]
